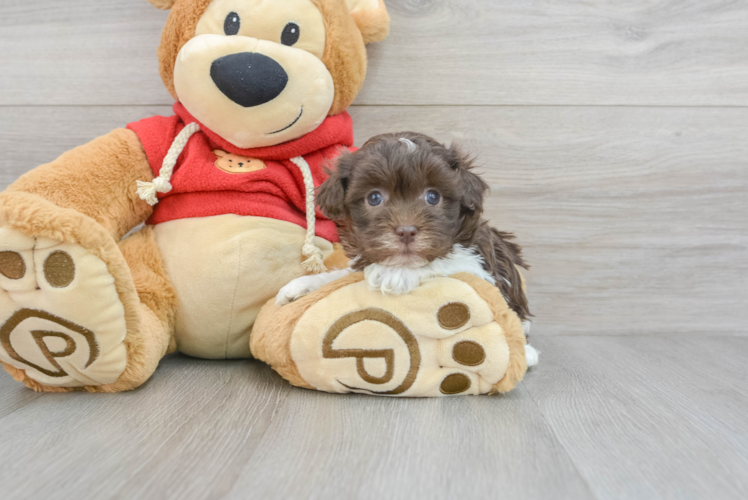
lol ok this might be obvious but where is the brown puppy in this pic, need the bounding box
[276,132,537,363]
[276,132,537,366]
[317,132,531,321]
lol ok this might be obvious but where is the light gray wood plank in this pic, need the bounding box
[0,105,171,188]
[0,364,47,419]
[2,0,748,106]
[0,355,292,499]
[524,335,748,500]
[351,106,748,336]
[224,385,593,500]
[360,0,748,106]
[2,336,748,499]
[1,105,747,336]
[0,0,172,106]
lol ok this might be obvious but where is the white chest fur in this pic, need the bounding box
[277,244,496,306]
[363,244,495,295]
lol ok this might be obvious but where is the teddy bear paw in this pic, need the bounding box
[284,277,523,397]
[0,227,128,388]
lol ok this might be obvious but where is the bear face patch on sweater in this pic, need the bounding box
[213,150,267,174]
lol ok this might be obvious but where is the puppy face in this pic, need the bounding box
[318,133,489,268]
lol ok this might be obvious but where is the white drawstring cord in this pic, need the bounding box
[136,122,201,206]
[290,156,327,275]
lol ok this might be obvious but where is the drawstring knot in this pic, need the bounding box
[290,156,327,275]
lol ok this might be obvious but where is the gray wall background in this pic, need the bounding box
[1,0,746,336]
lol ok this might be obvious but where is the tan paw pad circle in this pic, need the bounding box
[437,302,471,330]
[440,373,472,395]
[0,251,26,280]
[452,340,486,366]
[44,251,75,288]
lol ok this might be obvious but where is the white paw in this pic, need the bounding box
[276,269,352,306]
[525,344,539,368]
[0,227,128,387]
[276,277,318,306]
[522,320,532,335]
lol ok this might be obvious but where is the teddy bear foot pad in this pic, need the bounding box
[286,277,515,397]
[0,227,128,388]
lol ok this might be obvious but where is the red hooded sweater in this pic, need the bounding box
[126,103,353,242]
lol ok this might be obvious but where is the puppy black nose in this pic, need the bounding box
[210,52,288,108]
[396,226,418,244]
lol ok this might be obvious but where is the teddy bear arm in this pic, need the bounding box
[6,128,153,241]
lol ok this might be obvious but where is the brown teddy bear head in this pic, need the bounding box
[147,0,389,149]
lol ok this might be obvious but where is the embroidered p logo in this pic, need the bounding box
[322,308,421,395]
[0,309,99,378]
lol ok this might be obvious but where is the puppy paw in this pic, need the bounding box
[525,344,539,368]
[276,270,352,306]
[276,276,318,306]
[522,320,532,336]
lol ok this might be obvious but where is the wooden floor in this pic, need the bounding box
[3,337,748,499]
[1,1,747,499]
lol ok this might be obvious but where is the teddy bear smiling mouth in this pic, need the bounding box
[267,106,304,135]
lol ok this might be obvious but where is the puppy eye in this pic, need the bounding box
[224,12,241,36]
[425,190,441,206]
[281,23,301,46]
[367,191,383,207]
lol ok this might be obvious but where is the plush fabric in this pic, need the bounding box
[251,273,528,397]
[450,273,528,394]
[7,128,153,241]
[251,273,365,389]
[173,25,335,149]
[147,0,176,9]
[309,0,369,115]
[0,192,158,392]
[152,215,336,359]
[127,104,353,240]
[348,0,391,44]
[1,0,530,398]
[159,0,382,115]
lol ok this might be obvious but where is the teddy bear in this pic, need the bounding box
[0,0,528,396]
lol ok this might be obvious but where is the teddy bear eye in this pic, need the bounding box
[224,12,241,36]
[281,23,300,46]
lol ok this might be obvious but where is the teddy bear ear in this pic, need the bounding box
[145,0,176,10]
[346,0,390,44]
[213,150,227,158]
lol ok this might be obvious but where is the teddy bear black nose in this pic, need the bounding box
[210,52,289,108]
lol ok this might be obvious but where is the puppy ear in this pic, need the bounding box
[317,152,354,220]
[448,144,488,213]
[479,227,531,320]
[346,0,391,44]
[145,0,175,9]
